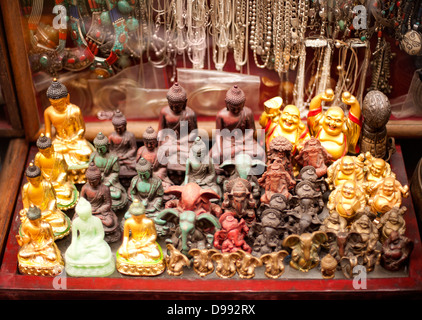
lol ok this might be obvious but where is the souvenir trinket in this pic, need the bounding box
[213,213,251,253]
[184,137,222,198]
[188,248,219,277]
[325,155,365,191]
[282,231,327,272]
[380,231,414,272]
[211,251,241,278]
[17,205,64,276]
[90,132,128,211]
[211,85,265,164]
[320,254,338,279]
[20,163,71,240]
[266,136,294,177]
[235,250,262,279]
[108,110,137,179]
[65,198,115,277]
[259,96,310,153]
[34,134,79,210]
[166,244,191,276]
[294,137,332,178]
[307,89,362,160]
[80,162,121,243]
[360,91,395,160]
[127,157,164,218]
[44,78,94,184]
[260,250,289,279]
[377,207,407,243]
[117,200,166,276]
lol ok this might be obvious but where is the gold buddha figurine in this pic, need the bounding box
[44,78,94,184]
[16,205,64,276]
[327,180,367,224]
[363,152,393,186]
[34,134,79,210]
[367,176,409,222]
[325,154,365,191]
[116,199,166,276]
[259,96,310,153]
[307,89,362,161]
[20,163,71,240]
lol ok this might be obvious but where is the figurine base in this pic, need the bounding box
[65,260,116,278]
[115,247,166,276]
[57,189,79,211]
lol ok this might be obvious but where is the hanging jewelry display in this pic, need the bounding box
[232,0,249,71]
[210,0,231,71]
[400,0,422,56]
[249,0,272,69]
[186,0,208,69]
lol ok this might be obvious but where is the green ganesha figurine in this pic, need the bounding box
[65,197,115,277]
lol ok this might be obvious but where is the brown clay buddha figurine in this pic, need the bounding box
[157,82,198,172]
[211,85,265,164]
[108,110,137,178]
[80,162,121,243]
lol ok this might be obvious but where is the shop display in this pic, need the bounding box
[2,0,421,300]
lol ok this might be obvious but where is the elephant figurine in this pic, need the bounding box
[283,231,328,272]
[188,248,219,277]
[165,244,191,276]
[211,251,242,278]
[235,250,262,279]
[260,250,289,279]
[164,182,223,217]
[214,213,251,253]
[155,209,221,256]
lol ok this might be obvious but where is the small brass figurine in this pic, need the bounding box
[20,163,71,240]
[108,110,137,179]
[282,231,327,272]
[188,248,219,277]
[367,176,409,222]
[116,200,166,276]
[44,78,94,184]
[325,154,365,191]
[34,134,79,210]
[377,206,407,243]
[90,132,128,211]
[307,89,362,160]
[235,250,262,279]
[80,162,121,243]
[320,254,338,279]
[65,198,115,277]
[166,244,191,276]
[211,251,242,278]
[16,205,64,276]
[327,180,366,224]
[260,250,289,279]
[259,97,310,153]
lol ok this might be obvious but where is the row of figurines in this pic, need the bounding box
[18,131,412,278]
[17,195,413,280]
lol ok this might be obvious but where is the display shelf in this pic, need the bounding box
[0,143,421,299]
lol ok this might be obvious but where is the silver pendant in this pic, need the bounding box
[401,30,422,56]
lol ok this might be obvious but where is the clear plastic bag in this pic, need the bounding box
[391,69,422,118]
[177,68,261,116]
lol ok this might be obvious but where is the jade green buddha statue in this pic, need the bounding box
[65,197,115,277]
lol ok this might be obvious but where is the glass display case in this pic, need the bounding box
[0,0,422,300]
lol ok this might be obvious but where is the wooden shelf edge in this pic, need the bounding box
[0,138,28,260]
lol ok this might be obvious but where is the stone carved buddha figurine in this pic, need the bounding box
[116,199,166,276]
[211,85,265,164]
[80,162,121,243]
[259,96,310,154]
[44,78,94,184]
[136,126,174,191]
[34,134,79,211]
[127,157,164,217]
[90,132,128,211]
[20,163,71,240]
[307,89,362,161]
[108,110,137,179]
[157,82,198,171]
[16,205,64,276]
[65,197,115,277]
